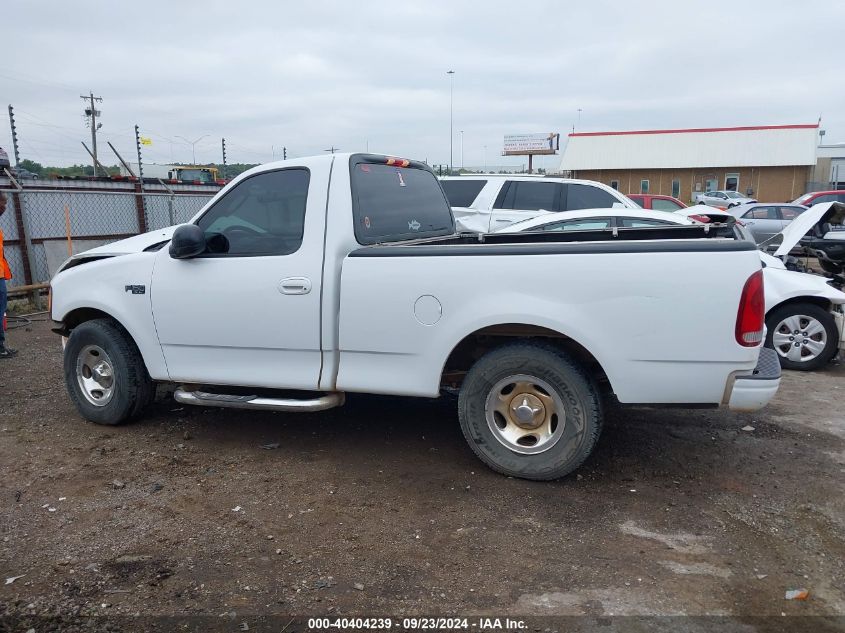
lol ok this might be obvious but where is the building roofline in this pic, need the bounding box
[568,124,820,138]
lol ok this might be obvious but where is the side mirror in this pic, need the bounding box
[169,224,206,259]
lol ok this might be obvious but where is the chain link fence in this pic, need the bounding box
[0,182,218,289]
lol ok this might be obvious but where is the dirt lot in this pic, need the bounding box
[1,320,844,631]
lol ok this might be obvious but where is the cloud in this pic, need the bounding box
[1,0,841,167]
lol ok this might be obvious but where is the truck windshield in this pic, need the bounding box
[351,158,455,244]
[178,169,215,183]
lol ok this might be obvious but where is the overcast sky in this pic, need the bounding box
[2,1,842,169]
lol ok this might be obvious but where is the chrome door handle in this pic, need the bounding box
[279,277,312,295]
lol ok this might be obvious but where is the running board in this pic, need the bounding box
[173,388,345,412]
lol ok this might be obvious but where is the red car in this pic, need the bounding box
[792,190,845,206]
[627,194,688,212]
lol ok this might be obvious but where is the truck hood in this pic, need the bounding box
[56,226,177,274]
[771,202,845,256]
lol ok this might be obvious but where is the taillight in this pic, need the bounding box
[688,214,712,223]
[735,270,765,346]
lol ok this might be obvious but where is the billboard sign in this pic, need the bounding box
[503,133,560,156]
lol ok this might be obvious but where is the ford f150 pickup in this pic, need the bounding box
[50,153,780,480]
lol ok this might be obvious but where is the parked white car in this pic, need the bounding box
[439,175,636,233]
[500,208,695,233]
[694,190,757,208]
[502,208,845,371]
[50,153,779,480]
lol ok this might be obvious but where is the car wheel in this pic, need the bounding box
[766,303,839,371]
[63,319,155,425]
[698,200,705,205]
[457,342,602,480]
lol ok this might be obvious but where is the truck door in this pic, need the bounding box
[150,166,327,390]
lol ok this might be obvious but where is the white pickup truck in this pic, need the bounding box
[50,153,780,480]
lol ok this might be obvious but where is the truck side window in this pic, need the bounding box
[196,169,310,256]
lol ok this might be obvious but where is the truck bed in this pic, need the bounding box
[349,223,753,256]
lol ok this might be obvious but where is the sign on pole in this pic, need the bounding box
[503,133,560,156]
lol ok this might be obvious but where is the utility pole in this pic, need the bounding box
[447,70,455,174]
[7,105,21,166]
[324,146,338,154]
[134,125,145,182]
[283,147,287,160]
[175,135,209,165]
[221,138,228,180]
[81,92,103,176]
[134,125,148,232]
[460,130,464,170]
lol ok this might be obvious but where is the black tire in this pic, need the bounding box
[765,303,839,371]
[457,342,602,481]
[63,318,155,425]
[697,200,705,205]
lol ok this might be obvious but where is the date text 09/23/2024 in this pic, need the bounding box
[307,617,527,630]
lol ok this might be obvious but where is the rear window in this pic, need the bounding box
[440,179,487,207]
[351,158,455,245]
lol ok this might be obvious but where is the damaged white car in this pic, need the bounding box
[500,207,845,371]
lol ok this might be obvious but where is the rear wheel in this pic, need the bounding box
[458,342,602,480]
[63,319,155,425]
[766,303,838,371]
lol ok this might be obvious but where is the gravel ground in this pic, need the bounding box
[1,320,844,631]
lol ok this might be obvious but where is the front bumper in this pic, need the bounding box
[727,346,781,412]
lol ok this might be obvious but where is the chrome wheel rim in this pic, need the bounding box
[76,344,115,406]
[772,314,827,363]
[485,374,565,454]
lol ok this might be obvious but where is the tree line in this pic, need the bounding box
[14,159,259,179]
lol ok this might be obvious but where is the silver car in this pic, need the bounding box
[695,190,757,208]
[726,203,808,243]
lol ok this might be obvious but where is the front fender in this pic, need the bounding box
[51,252,169,380]
[763,267,845,313]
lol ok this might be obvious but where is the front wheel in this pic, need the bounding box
[458,342,602,480]
[63,319,155,425]
[766,303,839,371]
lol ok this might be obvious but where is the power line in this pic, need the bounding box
[0,70,79,93]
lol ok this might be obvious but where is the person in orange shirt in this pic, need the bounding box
[0,161,18,358]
